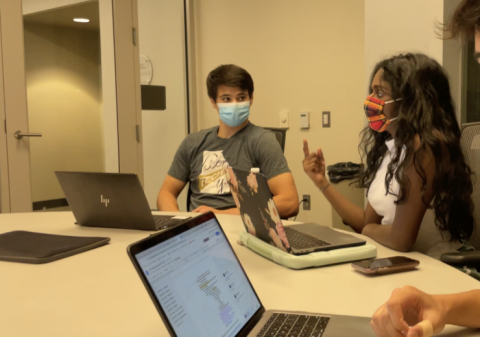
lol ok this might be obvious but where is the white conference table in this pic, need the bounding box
[1,211,479,337]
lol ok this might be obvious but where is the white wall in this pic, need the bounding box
[25,23,104,202]
[365,0,463,110]
[98,0,119,173]
[137,0,188,210]
[22,0,91,15]
[443,0,464,120]
[22,0,188,206]
[23,0,119,174]
[20,0,465,214]
[365,0,443,84]
[193,0,366,225]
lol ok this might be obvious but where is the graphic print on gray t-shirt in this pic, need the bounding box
[198,150,230,195]
[168,123,291,211]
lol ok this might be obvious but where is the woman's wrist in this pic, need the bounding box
[318,180,330,192]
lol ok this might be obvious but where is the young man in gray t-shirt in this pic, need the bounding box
[157,64,299,218]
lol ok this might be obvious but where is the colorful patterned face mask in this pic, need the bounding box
[364,95,402,132]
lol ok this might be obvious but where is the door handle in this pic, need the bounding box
[14,130,43,139]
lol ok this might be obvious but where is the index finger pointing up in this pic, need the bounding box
[303,139,310,158]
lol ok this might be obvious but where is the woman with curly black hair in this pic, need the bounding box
[303,52,475,258]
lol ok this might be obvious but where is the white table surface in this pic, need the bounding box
[1,211,479,337]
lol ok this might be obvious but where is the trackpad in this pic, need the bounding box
[292,223,365,245]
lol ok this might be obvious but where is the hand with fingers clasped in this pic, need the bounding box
[192,206,218,214]
[302,139,329,190]
[371,286,446,337]
[192,205,239,215]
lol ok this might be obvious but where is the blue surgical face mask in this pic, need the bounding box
[217,101,250,127]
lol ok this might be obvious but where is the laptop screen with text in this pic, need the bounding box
[135,218,262,337]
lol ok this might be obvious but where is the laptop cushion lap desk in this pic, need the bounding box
[127,212,375,337]
[226,167,366,255]
[55,171,189,231]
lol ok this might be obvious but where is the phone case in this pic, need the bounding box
[352,259,419,275]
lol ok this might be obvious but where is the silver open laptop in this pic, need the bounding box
[127,212,375,337]
[226,167,365,255]
[55,171,188,231]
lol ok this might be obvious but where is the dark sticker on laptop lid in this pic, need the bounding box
[226,167,292,254]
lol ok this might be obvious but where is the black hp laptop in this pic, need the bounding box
[127,212,375,337]
[55,172,189,231]
[226,167,366,255]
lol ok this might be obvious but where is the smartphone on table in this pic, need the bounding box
[352,256,420,275]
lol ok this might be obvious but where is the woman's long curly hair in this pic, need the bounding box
[357,53,475,242]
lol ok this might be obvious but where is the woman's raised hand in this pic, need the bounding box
[302,139,328,189]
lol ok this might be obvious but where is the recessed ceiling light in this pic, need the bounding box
[73,18,89,23]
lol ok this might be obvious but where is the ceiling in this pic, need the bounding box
[24,1,100,31]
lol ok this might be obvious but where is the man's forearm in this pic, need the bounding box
[440,290,480,328]
[273,196,299,219]
[217,208,240,215]
[157,191,180,212]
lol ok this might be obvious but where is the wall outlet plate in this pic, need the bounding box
[303,194,311,210]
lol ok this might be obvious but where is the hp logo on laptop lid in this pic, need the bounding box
[101,195,110,207]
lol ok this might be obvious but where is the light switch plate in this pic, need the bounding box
[279,110,289,128]
[322,111,331,128]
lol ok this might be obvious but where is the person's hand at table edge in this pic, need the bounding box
[371,286,480,336]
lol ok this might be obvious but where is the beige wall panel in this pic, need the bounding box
[24,23,104,202]
[0,25,9,213]
[138,0,188,209]
[365,0,444,85]
[22,0,91,15]
[113,0,143,180]
[99,0,120,173]
[365,0,463,112]
[193,0,366,225]
[1,0,32,212]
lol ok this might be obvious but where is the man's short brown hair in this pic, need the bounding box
[206,65,254,101]
[446,0,480,41]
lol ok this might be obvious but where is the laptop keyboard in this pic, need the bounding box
[153,217,187,230]
[284,227,331,249]
[257,313,330,337]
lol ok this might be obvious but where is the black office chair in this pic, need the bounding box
[462,123,480,251]
[186,183,193,211]
[441,122,480,276]
[186,127,288,210]
[263,127,287,153]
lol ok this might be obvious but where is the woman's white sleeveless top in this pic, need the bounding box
[367,139,461,259]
